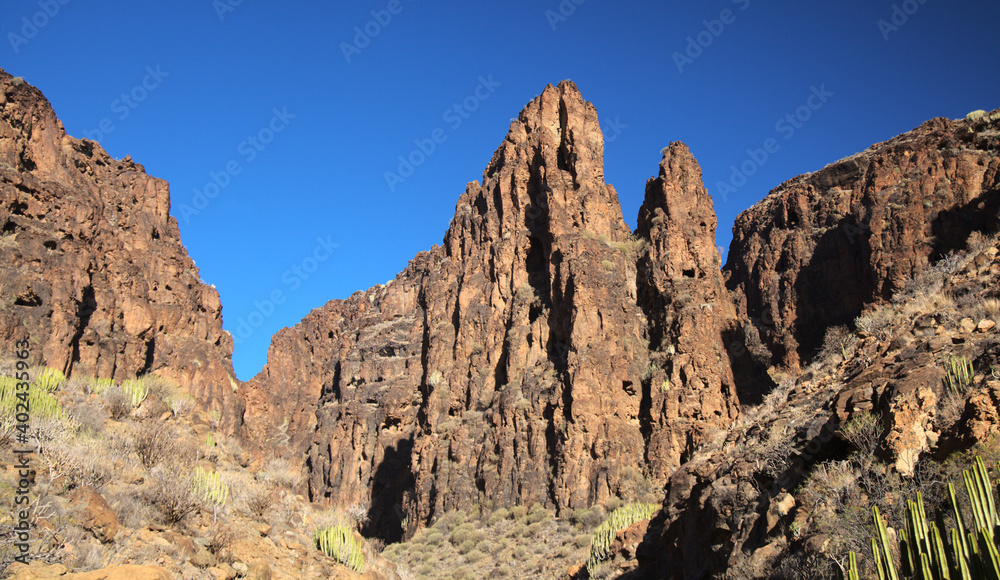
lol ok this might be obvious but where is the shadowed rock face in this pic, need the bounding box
[0,70,242,430]
[243,81,741,538]
[724,113,1000,369]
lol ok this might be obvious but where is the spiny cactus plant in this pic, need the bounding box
[944,356,975,395]
[844,457,1000,580]
[32,367,64,393]
[193,466,229,507]
[587,502,659,575]
[88,377,114,396]
[314,524,365,572]
[121,377,149,408]
[0,375,64,423]
[193,466,229,524]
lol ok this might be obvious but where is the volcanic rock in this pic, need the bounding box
[243,81,740,537]
[0,70,242,430]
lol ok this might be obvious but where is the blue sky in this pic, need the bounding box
[3,0,998,380]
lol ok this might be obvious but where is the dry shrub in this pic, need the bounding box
[258,457,302,490]
[105,488,158,529]
[130,420,176,469]
[208,523,239,563]
[854,308,896,341]
[69,401,106,435]
[146,466,198,525]
[44,437,114,490]
[101,387,131,420]
[818,325,857,365]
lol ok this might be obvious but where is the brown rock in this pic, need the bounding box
[190,547,218,568]
[68,486,118,543]
[0,70,243,431]
[246,561,271,580]
[71,565,173,580]
[725,113,1000,368]
[977,319,996,333]
[961,318,977,333]
[243,82,740,535]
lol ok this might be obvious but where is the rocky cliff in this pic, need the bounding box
[0,70,242,430]
[243,81,741,538]
[725,113,1000,369]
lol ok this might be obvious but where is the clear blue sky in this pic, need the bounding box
[4,0,998,380]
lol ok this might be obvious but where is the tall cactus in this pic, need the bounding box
[314,524,364,572]
[586,502,659,575]
[846,458,1000,580]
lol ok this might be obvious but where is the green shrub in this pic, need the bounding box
[526,503,549,524]
[510,505,528,519]
[487,507,509,526]
[315,524,364,572]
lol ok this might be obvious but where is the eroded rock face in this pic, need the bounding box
[243,82,740,537]
[0,70,242,430]
[725,114,1000,368]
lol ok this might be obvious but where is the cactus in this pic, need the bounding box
[314,524,365,572]
[193,466,229,508]
[851,458,1000,579]
[944,356,975,395]
[32,367,64,393]
[88,377,114,396]
[0,375,64,424]
[122,378,149,408]
[587,502,659,575]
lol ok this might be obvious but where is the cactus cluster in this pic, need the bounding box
[88,377,114,396]
[193,466,229,508]
[314,524,365,572]
[944,356,975,395]
[0,375,64,423]
[587,502,659,575]
[122,377,149,408]
[845,457,1000,579]
[32,367,64,393]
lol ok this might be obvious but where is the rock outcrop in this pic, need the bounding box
[243,81,740,538]
[724,112,1000,368]
[0,70,242,430]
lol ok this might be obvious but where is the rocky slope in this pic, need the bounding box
[625,233,1000,579]
[0,70,242,430]
[243,81,741,539]
[725,112,1000,369]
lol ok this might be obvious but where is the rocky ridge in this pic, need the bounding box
[243,81,741,539]
[725,112,1000,369]
[0,70,243,430]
